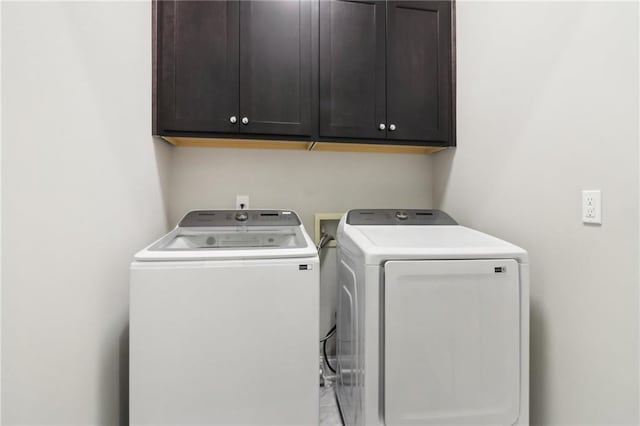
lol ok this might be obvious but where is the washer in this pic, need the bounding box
[335,209,529,426]
[130,210,319,426]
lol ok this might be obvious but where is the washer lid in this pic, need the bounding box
[134,210,317,261]
[341,224,528,264]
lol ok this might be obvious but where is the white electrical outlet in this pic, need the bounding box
[236,195,250,210]
[582,190,601,225]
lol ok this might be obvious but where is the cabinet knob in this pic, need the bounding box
[389,124,397,131]
[378,123,386,130]
[242,117,249,125]
[229,116,237,124]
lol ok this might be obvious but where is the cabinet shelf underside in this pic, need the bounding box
[162,136,447,155]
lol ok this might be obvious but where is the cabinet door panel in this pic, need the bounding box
[387,1,451,142]
[158,1,239,133]
[319,0,386,139]
[239,1,312,136]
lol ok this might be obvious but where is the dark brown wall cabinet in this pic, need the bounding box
[319,0,453,144]
[154,0,455,149]
[156,1,312,137]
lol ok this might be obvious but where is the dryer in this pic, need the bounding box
[130,210,319,425]
[335,209,529,426]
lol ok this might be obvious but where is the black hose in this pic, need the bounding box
[317,236,337,373]
[316,234,335,253]
[322,325,337,373]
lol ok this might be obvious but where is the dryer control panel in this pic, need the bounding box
[346,209,457,226]
[179,210,302,227]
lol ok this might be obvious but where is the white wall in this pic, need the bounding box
[434,2,639,424]
[169,146,435,342]
[168,147,434,232]
[2,2,171,425]
[0,0,4,420]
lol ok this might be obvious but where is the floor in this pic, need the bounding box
[320,381,343,425]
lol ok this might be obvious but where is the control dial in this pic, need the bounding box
[395,211,409,220]
[235,211,249,222]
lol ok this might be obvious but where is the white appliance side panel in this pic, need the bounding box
[363,264,384,426]
[336,256,360,426]
[516,263,530,426]
[130,259,319,426]
[384,259,520,426]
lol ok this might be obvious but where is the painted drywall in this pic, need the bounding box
[168,147,434,232]
[0,1,4,420]
[434,2,639,424]
[169,146,435,343]
[2,2,171,425]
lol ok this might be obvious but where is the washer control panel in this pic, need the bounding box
[346,209,457,225]
[179,210,302,227]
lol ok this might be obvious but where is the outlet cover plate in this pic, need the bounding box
[582,190,601,225]
[236,195,250,210]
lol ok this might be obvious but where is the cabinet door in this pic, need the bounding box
[239,1,312,136]
[157,1,239,133]
[386,1,452,142]
[319,0,386,139]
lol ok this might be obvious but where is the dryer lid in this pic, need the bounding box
[341,224,528,264]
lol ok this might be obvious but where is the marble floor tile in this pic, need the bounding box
[320,383,343,425]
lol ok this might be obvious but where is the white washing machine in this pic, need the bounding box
[335,209,529,426]
[130,210,319,425]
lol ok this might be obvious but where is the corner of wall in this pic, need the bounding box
[151,136,175,231]
[430,147,456,212]
[637,2,640,422]
[0,0,5,421]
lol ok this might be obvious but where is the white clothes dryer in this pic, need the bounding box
[130,210,319,425]
[335,209,529,426]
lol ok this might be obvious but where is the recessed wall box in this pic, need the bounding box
[314,213,344,248]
